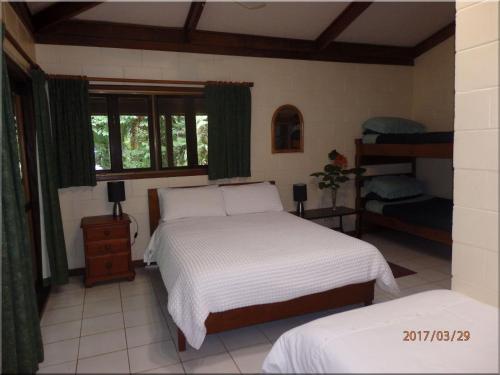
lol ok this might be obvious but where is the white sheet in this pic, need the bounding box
[262,290,499,373]
[144,211,398,349]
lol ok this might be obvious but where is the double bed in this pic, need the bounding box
[144,183,398,351]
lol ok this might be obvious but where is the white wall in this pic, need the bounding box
[452,0,499,306]
[36,44,414,268]
[412,37,455,199]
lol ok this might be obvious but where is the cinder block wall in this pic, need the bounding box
[452,0,499,306]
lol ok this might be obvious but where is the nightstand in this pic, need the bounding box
[291,206,362,237]
[81,214,135,287]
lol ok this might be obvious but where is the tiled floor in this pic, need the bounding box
[38,230,452,374]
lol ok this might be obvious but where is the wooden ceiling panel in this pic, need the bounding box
[75,1,191,28]
[336,2,455,47]
[197,2,350,40]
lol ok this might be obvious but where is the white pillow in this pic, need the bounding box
[221,182,284,215]
[158,185,226,222]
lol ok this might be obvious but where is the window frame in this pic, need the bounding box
[89,87,208,181]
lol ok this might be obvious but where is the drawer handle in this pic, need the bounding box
[105,261,113,270]
[103,230,110,236]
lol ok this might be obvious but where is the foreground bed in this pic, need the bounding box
[145,184,398,350]
[263,290,499,373]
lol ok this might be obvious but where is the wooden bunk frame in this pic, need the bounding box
[148,182,375,351]
[355,139,453,246]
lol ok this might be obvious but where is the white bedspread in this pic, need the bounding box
[262,290,499,373]
[144,211,398,349]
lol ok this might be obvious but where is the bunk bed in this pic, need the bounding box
[355,135,453,246]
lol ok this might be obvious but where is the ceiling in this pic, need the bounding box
[18,1,456,66]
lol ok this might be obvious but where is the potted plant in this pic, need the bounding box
[311,149,365,210]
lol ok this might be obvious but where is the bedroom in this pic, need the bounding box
[1,1,498,374]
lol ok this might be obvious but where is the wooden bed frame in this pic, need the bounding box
[355,139,453,245]
[147,182,375,351]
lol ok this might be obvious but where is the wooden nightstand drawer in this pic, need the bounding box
[85,225,128,241]
[86,239,129,257]
[87,253,130,278]
[81,214,135,287]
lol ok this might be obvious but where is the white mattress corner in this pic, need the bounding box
[262,290,499,374]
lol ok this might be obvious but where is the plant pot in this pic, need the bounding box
[331,189,337,211]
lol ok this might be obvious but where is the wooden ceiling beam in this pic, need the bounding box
[9,2,35,36]
[32,2,103,32]
[184,1,206,41]
[35,20,414,66]
[316,2,372,50]
[413,22,455,58]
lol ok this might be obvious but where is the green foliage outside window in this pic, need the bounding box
[196,115,208,165]
[120,115,151,169]
[91,95,208,173]
[91,115,111,170]
[172,115,187,167]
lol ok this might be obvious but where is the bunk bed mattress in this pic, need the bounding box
[362,131,453,144]
[365,197,452,232]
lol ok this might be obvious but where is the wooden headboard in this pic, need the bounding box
[148,181,275,234]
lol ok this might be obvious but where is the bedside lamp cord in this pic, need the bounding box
[128,213,139,246]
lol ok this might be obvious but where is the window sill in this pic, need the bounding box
[96,167,208,181]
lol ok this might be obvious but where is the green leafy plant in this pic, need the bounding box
[310,149,365,190]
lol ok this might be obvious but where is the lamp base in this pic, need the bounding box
[296,201,305,218]
[113,202,123,218]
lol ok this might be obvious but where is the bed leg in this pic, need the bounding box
[364,300,373,306]
[177,329,186,352]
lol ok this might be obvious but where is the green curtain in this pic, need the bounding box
[48,78,96,187]
[2,54,44,373]
[205,85,251,180]
[31,69,69,285]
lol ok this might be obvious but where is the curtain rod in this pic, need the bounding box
[47,75,254,87]
[4,28,39,70]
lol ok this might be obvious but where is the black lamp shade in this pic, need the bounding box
[107,181,125,203]
[293,183,307,202]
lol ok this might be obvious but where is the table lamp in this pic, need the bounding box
[107,181,125,217]
[293,183,307,217]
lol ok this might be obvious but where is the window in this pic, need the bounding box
[90,92,208,179]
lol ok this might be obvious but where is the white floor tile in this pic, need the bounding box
[37,360,77,374]
[257,317,304,342]
[124,305,164,328]
[76,349,129,374]
[141,363,185,373]
[78,329,127,359]
[436,277,452,289]
[41,306,83,326]
[230,343,273,374]
[41,320,82,344]
[39,338,79,368]
[122,293,158,312]
[85,282,120,293]
[46,290,85,310]
[178,334,226,363]
[84,286,121,303]
[120,281,154,298]
[400,282,443,297]
[395,274,428,289]
[183,353,239,374]
[126,321,171,348]
[219,326,270,351]
[81,312,124,336]
[128,340,179,373]
[51,277,84,294]
[416,268,450,283]
[83,298,122,318]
